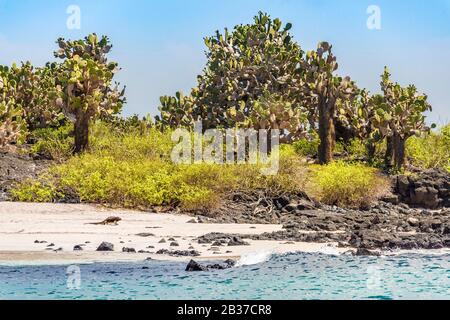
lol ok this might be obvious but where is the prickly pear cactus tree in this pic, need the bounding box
[53,33,125,153]
[156,91,197,129]
[194,12,305,129]
[0,65,26,148]
[245,92,308,143]
[377,67,432,170]
[10,61,65,130]
[337,89,382,160]
[302,42,358,164]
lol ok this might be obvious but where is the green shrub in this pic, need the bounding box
[293,135,319,157]
[11,179,56,202]
[307,161,389,208]
[407,125,450,170]
[344,139,367,158]
[30,123,73,161]
[88,122,174,161]
[16,122,401,212]
[12,127,311,211]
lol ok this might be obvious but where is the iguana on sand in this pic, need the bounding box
[87,217,122,226]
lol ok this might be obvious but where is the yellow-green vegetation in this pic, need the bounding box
[30,123,74,161]
[307,161,390,208]
[12,125,310,211]
[12,123,393,210]
[292,135,319,157]
[407,125,450,171]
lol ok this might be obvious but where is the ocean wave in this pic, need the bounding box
[235,251,274,267]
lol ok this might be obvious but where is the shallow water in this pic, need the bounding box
[0,253,448,300]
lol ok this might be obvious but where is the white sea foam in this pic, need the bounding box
[384,248,450,257]
[315,244,343,256]
[236,251,273,267]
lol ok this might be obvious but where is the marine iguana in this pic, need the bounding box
[86,217,122,226]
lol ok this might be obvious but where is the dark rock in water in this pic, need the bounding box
[96,242,114,252]
[185,258,236,271]
[212,241,223,247]
[73,245,83,251]
[228,236,250,246]
[168,238,176,241]
[187,219,197,224]
[207,259,237,270]
[147,245,155,249]
[224,259,236,267]
[170,242,179,247]
[47,243,55,247]
[158,238,166,244]
[355,248,381,256]
[54,248,63,252]
[185,260,208,272]
[122,247,136,253]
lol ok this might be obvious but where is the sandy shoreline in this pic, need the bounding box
[0,202,350,266]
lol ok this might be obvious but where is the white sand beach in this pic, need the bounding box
[0,202,349,265]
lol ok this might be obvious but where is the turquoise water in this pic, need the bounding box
[0,253,449,300]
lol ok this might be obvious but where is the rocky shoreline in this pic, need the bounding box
[196,201,449,251]
[1,151,449,255]
[193,169,450,253]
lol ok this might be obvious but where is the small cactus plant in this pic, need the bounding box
[156,91,197,129]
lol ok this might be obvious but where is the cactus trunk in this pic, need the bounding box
[366,141,376,162]
[393,133,406,170]
[385,136,394,168]
[318,102,335,164]
[74,115,89,154]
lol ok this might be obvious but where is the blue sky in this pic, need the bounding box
[0,0,449,124]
